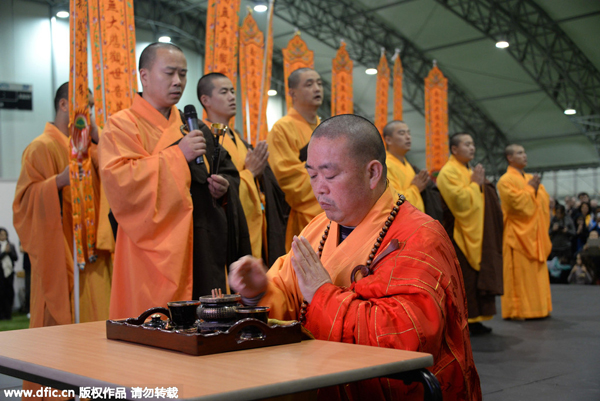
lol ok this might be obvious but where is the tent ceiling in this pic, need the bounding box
[29,0,600,174]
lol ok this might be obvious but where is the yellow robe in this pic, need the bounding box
[99,94,194,320]
[497,166,552,319]
[437,155,484,271]
[221,128,265,260]
[267,107,322,251]
[386,151,425,212]
[13,122,112,327]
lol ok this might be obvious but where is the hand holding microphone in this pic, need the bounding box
[179,105,206,163]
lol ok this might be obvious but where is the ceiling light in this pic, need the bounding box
[365,68,377,75]
[495,41,509,49]
[564,108,576,115]
[158,36,171,43]
[56,11,69,18]
[267,89,277,96]
[254,4,268,12]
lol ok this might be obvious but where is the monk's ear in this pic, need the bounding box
[288,87,296,101]
[59,98,69,113]
[366,160,383,190]
[139,68,149,88]
[200,94,210,109]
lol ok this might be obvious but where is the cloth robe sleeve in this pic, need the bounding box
[437,165,481,215]
[99,115,192,244]
[304,223,455,357]
[497,175,537,218]
[268,123,320,216]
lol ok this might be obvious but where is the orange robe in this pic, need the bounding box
[99,94,194,319]
[267,107,322,250]
[386,151,425,212]
[260,188,481,400]
[13,123,112,400]
[13,122,112,327]
[498,166,552,319]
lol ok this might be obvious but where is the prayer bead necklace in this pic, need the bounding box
[299,194,405,324]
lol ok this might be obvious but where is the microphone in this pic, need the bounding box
[183,105,203,165]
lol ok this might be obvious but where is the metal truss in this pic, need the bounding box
[273,0,509,176]
[434,0,600,129]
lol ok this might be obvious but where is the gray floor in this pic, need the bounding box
[0,285,598,400]
[471,284,600,400]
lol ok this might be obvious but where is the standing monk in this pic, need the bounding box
[197,73,287,267]
[13,82,112,327]
[13,83,112,400]
[497,144,552,319]
[267,68,323,250]
[437,133,503,335]
[383,120,429,212]
[99,43,250,320]
[230,115,481,400]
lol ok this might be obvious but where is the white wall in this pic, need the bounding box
[0,1,58,180]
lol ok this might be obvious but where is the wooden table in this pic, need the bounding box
[0,321,440,400]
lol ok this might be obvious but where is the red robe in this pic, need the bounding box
[261,188,481,400]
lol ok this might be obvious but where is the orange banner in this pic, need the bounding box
[205,0,240,123]
[331,41,353,116]
[282,32,314,111]
[69,0,96,267]
[424,62,449,177]
[375,50,389,136]
[89,0,137,127]
[392,49,403,121]
[239,10,272,145]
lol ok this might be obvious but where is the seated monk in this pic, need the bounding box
[229,114,482,400]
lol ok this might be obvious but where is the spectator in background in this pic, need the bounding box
[578,192,590,203]
[588,212,600,236]
[0,228,18,320]
[549,204,575,261]
[580,230,600,284]
[572,215,589,256]
[568,253,594,285]
[575,202,592,227]
[565,196,576,218]
[590,199,598,213]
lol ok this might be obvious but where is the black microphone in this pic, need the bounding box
[183,105,203,165]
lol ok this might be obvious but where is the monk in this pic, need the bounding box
[497,144,552,319]
[13,82,112,327]
[383,120,428,212]
[13,83,112,400]
[437,133,504,335]
[197,72,287,267]
[267,67,323,250]
[230,115,481,400]
[99,43,250,320]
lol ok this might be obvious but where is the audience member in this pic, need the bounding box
[549,204,575,260]
[0,228,18,320]
[572,214,589,256]
[568,253,593,284]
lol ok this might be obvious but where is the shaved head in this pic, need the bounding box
[54,82,69,113]
[382,120,406,138]
[288,67,315,89]
[311,114,387,178]
[504,144,522,161]
[197,72,228,108]
[139,42,184,71]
